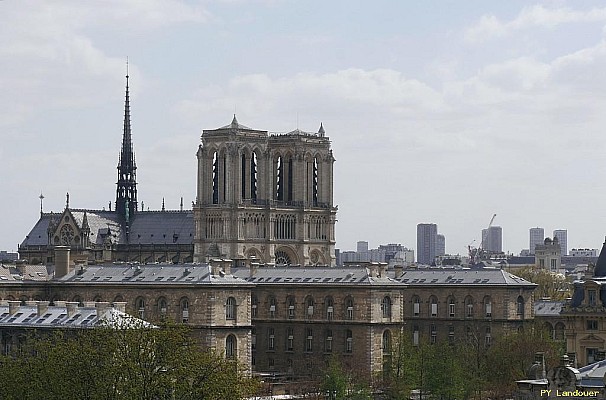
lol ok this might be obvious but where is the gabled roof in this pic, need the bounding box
[20,209,195,248]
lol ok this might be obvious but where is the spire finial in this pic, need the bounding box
[39,192,44,216]
[162,198,165,212]
[116,67,137,221]
[66,192,70,209]
[318,122,325,136]
[180,196,183,212]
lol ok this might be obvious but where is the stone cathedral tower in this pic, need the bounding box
[193,116,337,266]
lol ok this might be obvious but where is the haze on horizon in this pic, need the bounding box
[2,1,606,256]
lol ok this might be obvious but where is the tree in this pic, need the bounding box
[514,267,571,300]
[0,323,258,400]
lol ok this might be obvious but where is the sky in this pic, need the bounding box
[2,0,606,256]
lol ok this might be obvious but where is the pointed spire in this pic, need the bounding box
[318,122,325,136]
[39,192,44,216]
[594,237,606,278]
[66,192,70,209]
[231,114,238,129]
[180,196,183,212]
[162,198,165,212]
[116,66,138,221]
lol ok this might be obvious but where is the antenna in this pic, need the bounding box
[126,56,129,78]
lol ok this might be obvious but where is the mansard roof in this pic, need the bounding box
[395,268,536,287]
[58,263,251,286]
[232,266,400,286]
[20,209,194,248]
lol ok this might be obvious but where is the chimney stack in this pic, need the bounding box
[66,301,79,317]
[36,301,49,316]
[394,265,403,279]
[8,301,20,315]
[95,302,110,318]
[210,259,221,276]
[250,262,259,277]
[222,259,232,275]
[54,246,71,278]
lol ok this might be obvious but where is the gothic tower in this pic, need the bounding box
[193,116,337,266]
[115,74,137,226]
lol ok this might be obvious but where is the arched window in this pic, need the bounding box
[544,322,554,339]
[268,296,277,318]
[516,296,525,317]
[345,297,354,320]
[226,297,237,320]
[158,297,168,318]
[483,295,492,318]
[345,330,353,353]
[381,296,392,318]
[306,297,315,319]
[465,296,474,318]
[448,297,456,318]
[429,296,438,317]
[324,329,333,353]
[251,295,258,318]
[325,297,334,320]
[412,296,420,317]
[555,322,565,341]
[382,330,392,354]
[136,297,145,319]
[180,297,189,323]
[226,335,237,359]
[287,296,296,319]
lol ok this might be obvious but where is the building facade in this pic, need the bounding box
[417,223,437,265]
[530,228,545,255]
[535,237,562,272]
[553,230,568,256]
[193,117,337,267]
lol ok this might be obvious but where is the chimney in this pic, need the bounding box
[378,263,387,278]
[250,262,259,277]
[8,301,20,315]
[112,302,127,313]
[369,263,378,278]
[0,300,8,307]
[95,302,110,318]
[210,259,221,276]
[36,301,49,316]
[66,301,79,317]
[54,246,71,278]
[15,259,26,275]
[394,265,403,279]
[223,259,232,275]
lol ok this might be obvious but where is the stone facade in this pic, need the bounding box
[193,117,337,267]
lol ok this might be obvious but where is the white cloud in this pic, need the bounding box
[465,5,606,43]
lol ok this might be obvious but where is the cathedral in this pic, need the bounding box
[18,76,337,267]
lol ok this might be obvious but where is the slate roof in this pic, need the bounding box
[20,209,194,247]
[232,266,400,286]
[0,264,53,281]
[534,300,565,316]
[593,239,606,278]
[396,268,535,286]
[0,304,153,329]
[58,263,251,286]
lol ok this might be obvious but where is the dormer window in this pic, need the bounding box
[588,290,597,307]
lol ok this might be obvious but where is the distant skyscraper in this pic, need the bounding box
[482,226,502,253]
[529,227,545,255]
[553,230,567,256]
[436,234,445,256]
[357,241,369,253]
[417,223,437,265]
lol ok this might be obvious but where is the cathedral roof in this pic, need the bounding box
[593,238,606,278]
[20,209,194,248]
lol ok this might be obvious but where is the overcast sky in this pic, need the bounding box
[2,0,606,256]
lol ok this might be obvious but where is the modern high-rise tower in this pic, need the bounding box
[530,227,545,255]
[193,117,337,266]
[436,234,445,256]
[482,226,502,253]
[417,223,437,265]
[553,229,568,256]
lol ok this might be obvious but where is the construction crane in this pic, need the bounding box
[468,213,497,265]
